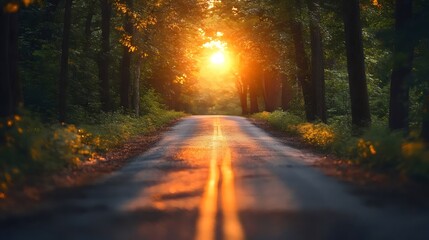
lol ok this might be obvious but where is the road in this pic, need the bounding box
[2,115,429,240]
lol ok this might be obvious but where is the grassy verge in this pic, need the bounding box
[0,110,185,198]
[252,110,429,180]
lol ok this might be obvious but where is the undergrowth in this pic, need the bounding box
[252,110,429,180]
[0,110,185,198]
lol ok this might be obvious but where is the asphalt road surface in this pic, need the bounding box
[2,116,429,240]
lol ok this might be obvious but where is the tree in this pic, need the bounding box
[236,78,249,115]
[262,68,281,112]
[0,3,23,118]
[99,0,112,112]
[343,0,371,129]
[389,0,414,131]
[58,0,73,122]
[249,76,260,114]
[288,0,316,121]
[422,91,429,142]
[83,0,96,51]
[119,0,133,111]
[306,0,327,122]
[280,72,293,111]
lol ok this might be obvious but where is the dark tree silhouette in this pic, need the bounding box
[280,73,293,111]
[343,0,371,129]
[120,0,134,111]
[289,0,316,121]
[306,0,326,123]
[99,0,112,112]
[389,0,414,131]
[422,92,429,142]
[0,8,21,117]
[58,0,73,122]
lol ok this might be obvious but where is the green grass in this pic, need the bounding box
[0,110,185,196]
[252,110,429,180]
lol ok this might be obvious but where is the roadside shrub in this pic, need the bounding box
[349,127,429,179]
[0,110,185,197]
[140,88,166,115]
[251,111,429,180]
[266,110,304,133]
[296,123,336,149]
[252,111,271,121]
[0,114,89,195]
[351,127,403,170]
[399,141,429,179]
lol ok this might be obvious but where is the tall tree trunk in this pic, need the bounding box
[262,69,281,112]
[83,0,96,52]
[289,0,316,121]
[422,91,429,142]
[249,78,259,114]
[236,78,248,115]
[343,0,371,129]
[59,0,73,122]
[281,72,293,111]
[389,0,414,131]
[307,0,327,122]
[133,60,141,116]
[120,0,133,111]
[41,0,61,42]
[99,0,111,112]
[0,10,12,117]
[248,61,260,114]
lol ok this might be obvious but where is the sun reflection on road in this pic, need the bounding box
[121,117,244,239]
[195,118,244,240]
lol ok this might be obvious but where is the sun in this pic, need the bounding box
[210,51,225,65]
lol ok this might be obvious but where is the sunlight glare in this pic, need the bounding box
[211,52,225,65]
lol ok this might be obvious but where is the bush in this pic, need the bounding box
[251,111,429,180]
[266,110,304,133]
[140,88,167,115]
[0,110,185,196]
[352,127,403,169]
[296,123,336,149]
[0,114,90,194]
[351,127,429,179]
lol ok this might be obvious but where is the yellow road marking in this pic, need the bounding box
[195,120,220,240]
[221,146,244,240]
[195,118,245,240]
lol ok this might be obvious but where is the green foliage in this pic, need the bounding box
[352,128,429,180]
[252,111,429,180]
[0,110,185,195]
[139,89,166,115]
[266,110,304,133]
[0,113,87,194]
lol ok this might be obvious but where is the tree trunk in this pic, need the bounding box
[249,78,259,114]
[290,0,316,121]
[41,0,61,43]
[248,61,260,114]
[307,0,327,123]
[422,91,429,142]
[262,69,281,112]
[99,0,111,112]
[281,73,293,111]
[389,0,414,131]
[120,0,133,111]
[84,0,96,52]
[133,61,141,117]
[0,10,12,117]
[343,0,371,129]
[59,0,73,122]
[236,78,248,115]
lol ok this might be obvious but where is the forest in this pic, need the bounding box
[1,0,429,198]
